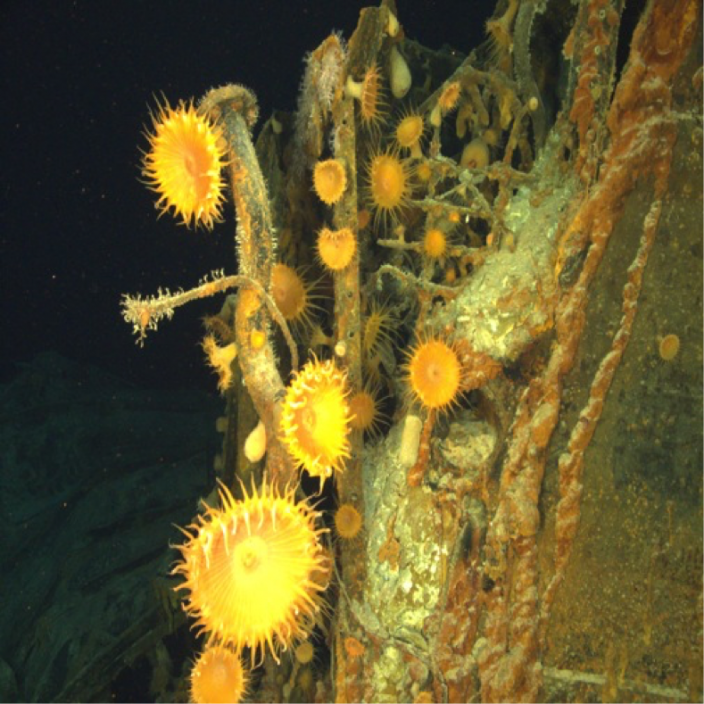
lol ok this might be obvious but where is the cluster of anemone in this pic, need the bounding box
[173,481,330,701]
[143,15,516,699]
[172,356,357,700]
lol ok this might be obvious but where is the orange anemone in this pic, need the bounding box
[316,227,357,271]
[280,357,352,486]
[313,159,347,205]
[334,504,363,540]
[142,98,227,229]
[406,338,462,411]
[173,481,329,663]
[366,149,413,229]
[346,63,388,135]
[190,645,247,704]
[271,263,318,329]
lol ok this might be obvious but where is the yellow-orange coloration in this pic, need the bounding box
[280,357,352,486]
[395,115,424,148]
[659,333,680,360]
[295,640,315,665]
[348,389,377,432]
[347,64,387,133]
[460,138,490,169]
[243,420,267,463]
[190,645,247,704]
[250,329,266,349]
[297,666,315,695]
[423,227,448,260]
[173,481,328,663]
[363,301,398,359]
[357,208,372,230]
[485,0,519,71]
[271,263,316,328]
[317,227,357,271]
[438,81,462,113]
[407,338,462,411]
[313,159,347,205]
[142,98,227,229]
[366,150,413,228]
[344,636,365,658]
[335,504,363,540]
[415,161,433,183]
[202,335,238,393]
[395,113,425,158]
[348,386,386,438]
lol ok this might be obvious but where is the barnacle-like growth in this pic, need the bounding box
[317,227,357,271]
[173,481,329,663]
[281,357,352,486]
[313,159,347,205]
[142,98,227,229]
[406,338,462,411]
[366,149,413,228]
[190,644,247,704]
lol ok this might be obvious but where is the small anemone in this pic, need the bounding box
[334,504,363,540]
[316,227,357,271]
[190,645,247,704]
[406,338,463,412]
[271,263,321,330]
[365,149,414,229]
[313,158,347,205]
